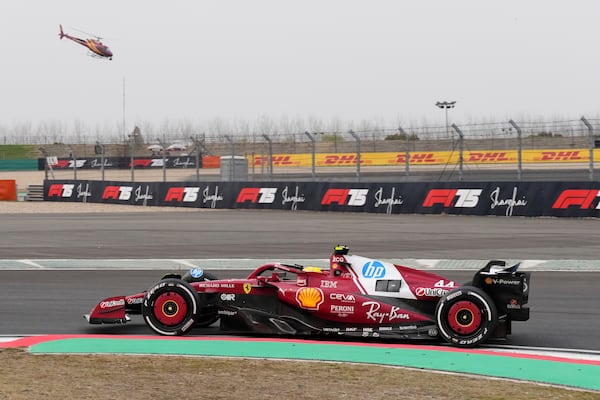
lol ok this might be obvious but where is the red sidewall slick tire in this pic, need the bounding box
[435,286,498,348]
[142,278,200,336]
[153,292,189,326]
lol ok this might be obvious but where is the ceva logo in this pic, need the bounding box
[361,260,386,279]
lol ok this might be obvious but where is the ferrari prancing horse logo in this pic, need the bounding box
[243,283,252,294]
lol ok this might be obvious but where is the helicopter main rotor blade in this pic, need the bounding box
[67,26,103,40]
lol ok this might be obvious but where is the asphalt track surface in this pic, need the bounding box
[1,210,599,351]
[3,209,600,259]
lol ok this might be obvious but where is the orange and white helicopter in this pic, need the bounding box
[59,25,113,60]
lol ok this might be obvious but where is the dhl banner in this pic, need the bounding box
[250,149,598,167]
[39,149,596,171]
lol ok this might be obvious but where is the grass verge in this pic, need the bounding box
[0,348,598,400]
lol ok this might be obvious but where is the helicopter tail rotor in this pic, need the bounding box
[59,24,65,39]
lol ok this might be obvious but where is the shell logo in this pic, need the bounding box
[296,287,324,310]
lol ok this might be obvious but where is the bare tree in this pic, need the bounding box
[307,115,324,135]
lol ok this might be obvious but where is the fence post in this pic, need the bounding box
[189,135,203,183]
[451,124,464,181]
[398,126,410,177]
[509,120,522,181]
[38,147,53,180]
[68,145,77,180]
[262,134,273,178]
[304,131,316,179]
[581,116,594,181]
[128,135,135,183]
[157,138,167,183]
[348,130,361,182]
[95,141,105,181]
[224,135,234,182]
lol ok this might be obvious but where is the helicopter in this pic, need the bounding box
[59,25,113,60]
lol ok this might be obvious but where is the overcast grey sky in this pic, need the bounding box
[1,1,598,132]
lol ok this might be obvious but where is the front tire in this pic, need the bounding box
[435,286,498,348]
[182,270,220,327]
[142,278,200,336]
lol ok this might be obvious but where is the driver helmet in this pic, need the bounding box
[334,245,349,255]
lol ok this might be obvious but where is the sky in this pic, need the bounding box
[1,1,599,133]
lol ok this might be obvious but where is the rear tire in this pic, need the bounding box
[142,278,200,336]
[435,286,498,348]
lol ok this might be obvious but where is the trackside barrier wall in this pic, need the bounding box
[38,156,202,170]
[44,180,600,217]
[0,180,17,201]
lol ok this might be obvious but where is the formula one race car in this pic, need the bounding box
[85,246,531,348]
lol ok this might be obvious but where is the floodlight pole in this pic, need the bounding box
[436,101,456,146]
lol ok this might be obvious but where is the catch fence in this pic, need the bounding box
[30,118,600,182]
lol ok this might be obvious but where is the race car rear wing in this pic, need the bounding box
[472,260,530,322]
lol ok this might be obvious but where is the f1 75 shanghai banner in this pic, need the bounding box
[44,180,600,217]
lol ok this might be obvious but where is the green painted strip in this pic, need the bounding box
[30,338,600,391]
[0,159,38,171]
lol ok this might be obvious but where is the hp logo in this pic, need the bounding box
[361,261,386,279]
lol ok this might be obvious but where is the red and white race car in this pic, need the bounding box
[86,246,530,347]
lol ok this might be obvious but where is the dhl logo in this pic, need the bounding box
[394,153,437,163]
[466,152,511,162]
[539,151,583,161]
[323,155,363,165]
[253,156,295,166]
